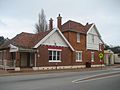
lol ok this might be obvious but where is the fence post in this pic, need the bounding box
[4,60,7,71]
[14,60,16,68]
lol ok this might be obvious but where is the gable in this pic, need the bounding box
[87,25,103,43]
[42,31,68,47]
[34,29,74,51]
[87,25,104,50]
[9,44,18,52]
[87,25,100,36]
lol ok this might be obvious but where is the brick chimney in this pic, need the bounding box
[49,18,53,31]
[86,22,89,26]
[57,14,62,31]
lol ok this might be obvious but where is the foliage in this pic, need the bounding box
[0,36,5,45]
[35,9,48,33]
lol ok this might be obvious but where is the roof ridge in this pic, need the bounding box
[63,20,85,27]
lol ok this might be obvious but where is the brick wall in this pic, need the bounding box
[37,45,72,66]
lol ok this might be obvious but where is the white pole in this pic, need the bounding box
[35,53,37,67]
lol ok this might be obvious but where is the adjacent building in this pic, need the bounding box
[104,49,114,65]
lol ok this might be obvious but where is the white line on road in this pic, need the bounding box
[72,71,120,83]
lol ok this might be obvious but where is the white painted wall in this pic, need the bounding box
[9,44,18,52]
[42,31,68,47]
[114,54,120,63]
[87,26,103,50]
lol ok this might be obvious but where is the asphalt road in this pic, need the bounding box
[0,68,120,90]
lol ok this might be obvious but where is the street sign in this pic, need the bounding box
[99,53,103,59]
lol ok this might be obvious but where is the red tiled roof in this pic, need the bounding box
[0,31,51,49]
[62,20,93,34]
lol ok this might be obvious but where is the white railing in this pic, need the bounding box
[0,59,3,67]
[0,59,15,70]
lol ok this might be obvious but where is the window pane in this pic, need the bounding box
[49,51,52,60]
[53,51,56,60]
[49,50,61,61]
[79,53,82,60]
[91,53,94,60]
[76,52,82,61]
[57,51,59,60]
[76,52,78,60]
[77,33,80,42]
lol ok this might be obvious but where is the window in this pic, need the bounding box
[77,33,80,43]
[91,52,94,62]
[11,52,16,60]
[76,51,82,62]
[48,49,61,62]
[91,35,94,43]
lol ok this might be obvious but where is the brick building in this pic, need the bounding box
[0,14,104,71]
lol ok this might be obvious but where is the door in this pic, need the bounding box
[20,52,28,67]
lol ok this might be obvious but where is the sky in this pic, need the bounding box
[0,0,120,46]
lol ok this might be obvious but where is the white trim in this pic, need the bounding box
[34,30,55,48]
[87,24,95,34]
[37,65,86,70]
[49,60,61,62]
[33,28,74,51]
[57,28,74,51]
[9,44,18,52]
[48,49,62,51]
[76,60,82,62]
[35,53,37,67]
[48,50,61,62]
[91,52,94,62]
[15,67,20,71]
[87,24,101,37]
[87,24,104,44]
[76,51,82,62]
[77,33,80,43]
[76,51,82,53]
[91,60,94,62]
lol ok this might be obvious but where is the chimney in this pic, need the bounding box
[86,22,89,26]
[57,14,62,31]
[49,18,53,31]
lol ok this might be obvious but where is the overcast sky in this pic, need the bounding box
[0,0,120,46]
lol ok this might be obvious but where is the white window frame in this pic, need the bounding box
[76,51,82,62]
[91,52,94,62]
[48,49,61,62]
[77,33,80,43]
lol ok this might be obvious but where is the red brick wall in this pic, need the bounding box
[85,50,104,65]
[63,32,86,51]
[37,45,72,66]
[63,31,87,65]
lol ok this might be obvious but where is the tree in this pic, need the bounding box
[110,46,120,54]
[35,9,48,33]
[0,36,5,45]
[104,44,110,50]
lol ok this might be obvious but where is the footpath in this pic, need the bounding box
[0,64,120,77]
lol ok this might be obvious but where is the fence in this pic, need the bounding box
[0,59,15,70]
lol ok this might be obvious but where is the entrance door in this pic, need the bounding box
[20,52,35,67]
[20,52,28,67]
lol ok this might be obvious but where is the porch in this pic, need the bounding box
[0,48,37,70]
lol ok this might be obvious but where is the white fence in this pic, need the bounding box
[0,59,15,70]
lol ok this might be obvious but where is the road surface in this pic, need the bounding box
[0,68,120,90]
